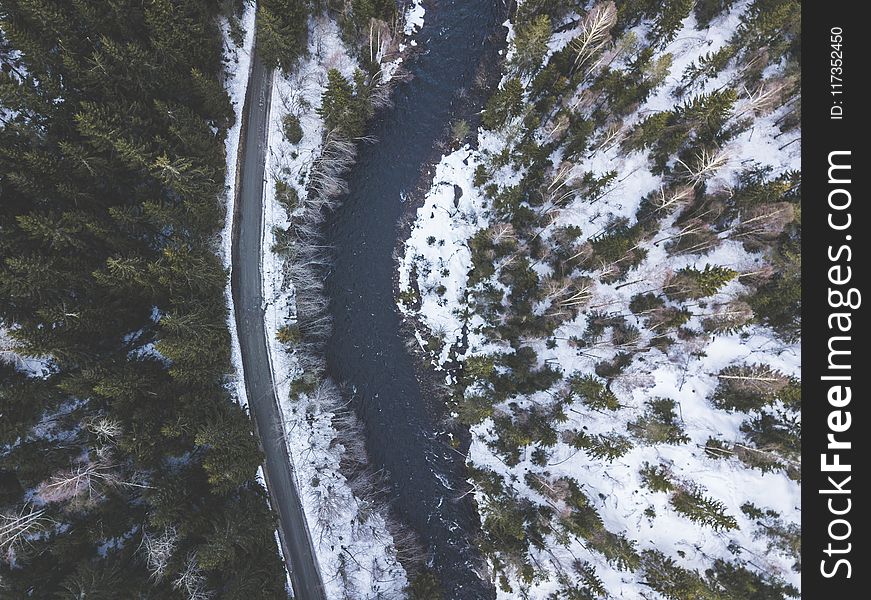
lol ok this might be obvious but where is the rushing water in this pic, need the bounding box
[323,1,504,596]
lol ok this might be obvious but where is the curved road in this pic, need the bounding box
[230,41,326,600]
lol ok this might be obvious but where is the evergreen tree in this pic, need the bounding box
[670,485,738,531]
[407,571,444,600]
[571,430,633,461]
[748,269,800,341]
[567,373,620,411]
[318,68,371,137]
[649,0,695,48]
[666,264,737,301]
[711,363,795,412]
[511,14,552,76]
[740,410,801,462]
[707,559,799,599]
[482,78,524,130]
[629,397,690,445]
[257,0,308,72]
[641,550,718,600]
[639,462,674,493]
[0,0,286,594]
[694,0,738,28]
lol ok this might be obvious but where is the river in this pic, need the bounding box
[323,0,504,597]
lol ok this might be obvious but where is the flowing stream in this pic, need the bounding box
[324,1,504,596]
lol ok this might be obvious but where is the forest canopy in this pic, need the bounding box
[0,1,286,596]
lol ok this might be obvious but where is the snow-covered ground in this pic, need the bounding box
[398,1,801,597]
[404,0,426,36]
[0,328,52,377]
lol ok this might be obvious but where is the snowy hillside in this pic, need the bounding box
[398,1,801,597]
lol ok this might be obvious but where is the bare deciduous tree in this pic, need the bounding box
[651,184,694,213]
[141,526,178,582]
[35,455,150,506]
[543,276,594,317]
[1,505,52,563]
[700,300,754,334]
[36,459,120,505]
[735,77,794,118]
[731,202,795,248]
[85,416,123,442]
[173,554,211,600]
[570,1,618,75]
[676,147,731,187]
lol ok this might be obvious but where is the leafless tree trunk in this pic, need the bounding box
[676,147,731,187]
[570,2,618,76]
[173,554,212,600]
[141,526,178,582]
[1,505,51,561]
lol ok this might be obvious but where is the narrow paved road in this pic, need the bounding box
[230,43,326,600]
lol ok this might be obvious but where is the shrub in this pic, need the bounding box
[629,397,690,445]
[275,179,299,214]
[282,114,303,144]
[567,373,620,411]
[276,324,302,345]
[450,119,470,144]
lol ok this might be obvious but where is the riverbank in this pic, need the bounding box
[253,3,436,597]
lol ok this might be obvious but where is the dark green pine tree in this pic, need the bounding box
[257,0,309,73]
[707,559,799,599]
[670,486,738,531]
[711,363,794,412]
[407,571,445,600]
[666,264,737,301]
[482,78,524,130]
[641,550,719,600]
[318,68,371,137]
[511,14,552,76]
[649,0,695,48]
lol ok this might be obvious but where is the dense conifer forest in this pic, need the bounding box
[0,1,288,596]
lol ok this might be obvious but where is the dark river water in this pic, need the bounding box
[323,0,504,597]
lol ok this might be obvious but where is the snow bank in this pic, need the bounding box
[219,3,257,410]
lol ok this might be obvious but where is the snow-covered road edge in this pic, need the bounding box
[219,4,257,413]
